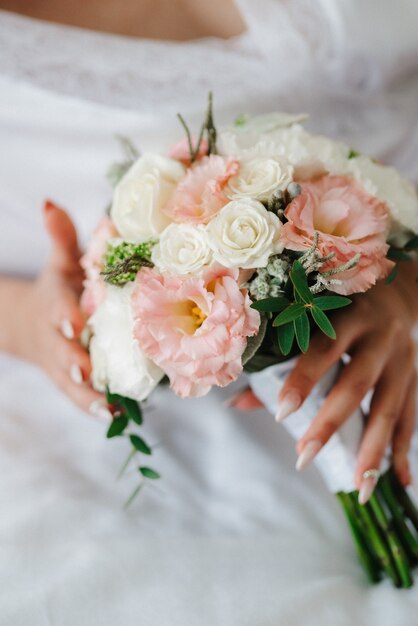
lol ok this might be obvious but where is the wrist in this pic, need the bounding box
[0,278,36,360]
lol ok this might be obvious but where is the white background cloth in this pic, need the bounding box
[1,1,418,624]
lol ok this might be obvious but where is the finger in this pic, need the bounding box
[296,329,397,467]
[226,387,264,410]
[392,371,417,486]
[276,313,365,422]
[43,200,81,271]
[57,376,112,422]
[56,335,92,383]
[355,346,414,490]
[51,289,85,339]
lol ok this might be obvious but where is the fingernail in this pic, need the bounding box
[296,440,322,471]
[43,200,55,212]
[275,391,301,422]
[60,319,75,340]
[70,364,83,385]
[79,326,91,348]
[90,400,112,422]
[359,469,380,505]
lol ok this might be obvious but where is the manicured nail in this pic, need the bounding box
[90,400,112,422]
[275,391,301,422]
[70,364,83,385]
[60,318,75,340]
[296,440,322,471]
[79,326,91,348]
[359,469,380,505]
[43,199,55,212]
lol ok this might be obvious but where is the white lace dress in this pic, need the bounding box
[1,2,418,624]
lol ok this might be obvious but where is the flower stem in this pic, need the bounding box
[389,468,418,533]
[378,472,418,563]
[337,492,381,583]
[369,492,413,588]
[351,492,400,586]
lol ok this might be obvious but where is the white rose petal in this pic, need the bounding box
[152,223,212,275]
[219,123,350,178]
[207,199,283,269]
[89,284,164,401]
[347,155,418,240]
[227,156,293,202]
[110,153,185,243]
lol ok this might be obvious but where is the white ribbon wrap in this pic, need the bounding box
[249,359,389,493]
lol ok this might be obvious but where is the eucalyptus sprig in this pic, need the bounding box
[101,240,156,285]
[106,389,161,507]
[106,135,140,188]
[251,260,351,356]
[177,91,218,163]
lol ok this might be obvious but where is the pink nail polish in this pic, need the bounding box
[295,440,322,471]
[275,391,301,422]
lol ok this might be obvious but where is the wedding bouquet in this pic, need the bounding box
[81,95,418,586]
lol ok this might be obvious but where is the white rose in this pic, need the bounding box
[217,112,308,155]
[219,124,350,180]
[110,153,185,243]
[89,284,164,401]
[347,155,418,240]
[152,223,212,275]
[227,156,293,201]
[207,199,283,269]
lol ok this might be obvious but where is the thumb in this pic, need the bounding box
[43,200,81,270]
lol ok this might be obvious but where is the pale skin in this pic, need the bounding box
[1,0,417,496]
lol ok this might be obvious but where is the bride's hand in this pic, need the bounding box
[234,264,418,490]
[15,201,109,418]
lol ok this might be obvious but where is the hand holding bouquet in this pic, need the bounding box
[81,95,418,585]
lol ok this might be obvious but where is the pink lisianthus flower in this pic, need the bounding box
[131,265,260,398]
[280,175,394,295]
[163,155,239,224]
[168,137,209,166]
[80,217,118,316]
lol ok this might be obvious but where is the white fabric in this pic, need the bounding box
[1,1,418,624]
[250,359,390,493]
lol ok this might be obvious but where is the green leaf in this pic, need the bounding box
[385,266,399,285]
[348,149,361,159]
[313,296,352,311]
[405,235,418,250]
[311,306,336,340]
[277,322,295,356]
[139,467,161,480]
[290,261,313,303]
[242,314,267,366]
[106,388,122,405]
[273,302,305,327]
[388,247,411,262]
[129,434,152,455]
[106,415,128,439]
[243,353,282,373]
[122,397,143,426]
[250,296,289,312]
[294,311,310,352]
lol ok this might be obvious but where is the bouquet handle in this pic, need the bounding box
[248,360,418,587]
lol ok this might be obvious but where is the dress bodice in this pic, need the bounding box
[1,0,418,275]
